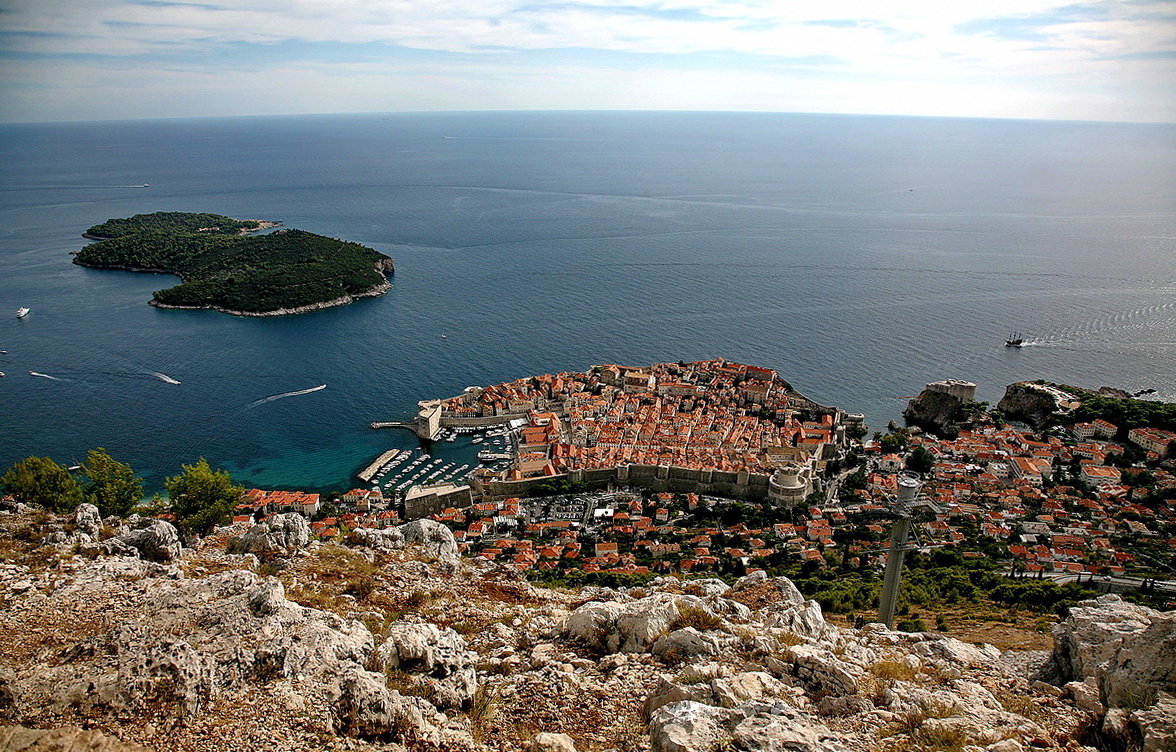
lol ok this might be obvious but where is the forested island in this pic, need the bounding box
[74,211,394,316]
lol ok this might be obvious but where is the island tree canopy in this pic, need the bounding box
[74,212,393,315]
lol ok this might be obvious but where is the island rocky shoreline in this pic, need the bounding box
[149,277,393,317]
[73,212,394,317]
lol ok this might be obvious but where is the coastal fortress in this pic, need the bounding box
[382,359,856,516]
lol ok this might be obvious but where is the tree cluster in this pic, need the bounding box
[75,215,392,314]
[1,451,243,535]
[85,212,263,238]
[1072,394,1176,434]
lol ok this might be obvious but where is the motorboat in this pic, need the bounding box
[16,308,30,319]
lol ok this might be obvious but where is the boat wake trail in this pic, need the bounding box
[249,384,327,407]
[148,371,182,385]
[28,372,63,381]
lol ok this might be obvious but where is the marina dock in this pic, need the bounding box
[358,449,400,482]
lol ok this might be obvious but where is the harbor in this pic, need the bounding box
[356,423,517,498]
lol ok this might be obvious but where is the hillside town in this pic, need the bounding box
[232,376,1176,597]
[442,359,844,478]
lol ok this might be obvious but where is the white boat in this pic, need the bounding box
[16,308,30,319]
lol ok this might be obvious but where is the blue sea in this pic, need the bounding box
[1,111,1174,492]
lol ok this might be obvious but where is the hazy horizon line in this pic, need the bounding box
[4,106,1174,128]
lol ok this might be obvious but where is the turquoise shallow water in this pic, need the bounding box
[0,111,1173,491]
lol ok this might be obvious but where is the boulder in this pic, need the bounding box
[563,593,723,654]
[528,732,577,752]
[649,699,848,752]
[781,644,860,696]
[1063,677,1104,715]
[0,726,153,752]
[644,677,713,720]
[1052,594,1176,708]
[332,666,428,740]
[648,701,733,752]
[349,526,405,552]
[1134,695,1176,752]
[682,578,730,598]
[106,519,181,562]
[729,701,850,752]
[763,598,832,640]
[652,627,723,661]
[711,672,786,709]
[397,519,459,569]
[73,504,102,537]
[730,571,768,592]
[375,622,477,709]
[912,635,1001,668]
[228,513,310,555]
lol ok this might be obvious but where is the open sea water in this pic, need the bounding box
[0,111,1173,491]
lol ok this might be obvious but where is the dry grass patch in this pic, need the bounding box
[995,689,1045,721]
[868,660,918,683]
[469,685,497,742]
[673,602,723,631]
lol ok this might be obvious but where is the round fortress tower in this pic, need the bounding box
[768,462,812,507]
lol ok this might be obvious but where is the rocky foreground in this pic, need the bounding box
[0,504,1172,752]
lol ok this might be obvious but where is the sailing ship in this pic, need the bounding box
[1005,332,1023,348]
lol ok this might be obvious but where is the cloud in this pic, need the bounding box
[0,0,1173,121]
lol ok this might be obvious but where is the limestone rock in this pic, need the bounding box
[106,519,181,562]
[912,635,1001,668]
[730,570,768,592]
[710,672,785,709]
[72,504,102,537]
[10,569,394,736]
[649,699,848,752]
[903,386,976,438]
[996,381,1077,428]
[643,677,714,720]
[0,726,153,752]
[1062,677,1104,715]
[331,666,427,740]
[648,700,733,752]
[682,578,729,598]
[563,593,722,654]
[1134,695,1176,752]
[782,644,859,696]
[375,622,477,709]
[228,512,310,555]
[528,732,577,752]
[763,598,832,640]
[348,526,405,552]
[730,701,850,752]
[652,627,723,661]
[398,519,460,569]
[1052,594,1175,708]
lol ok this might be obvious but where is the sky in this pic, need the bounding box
[0,0,1174,123]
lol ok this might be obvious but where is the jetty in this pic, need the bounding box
[358,449,400,482]
[370,420,416,430]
